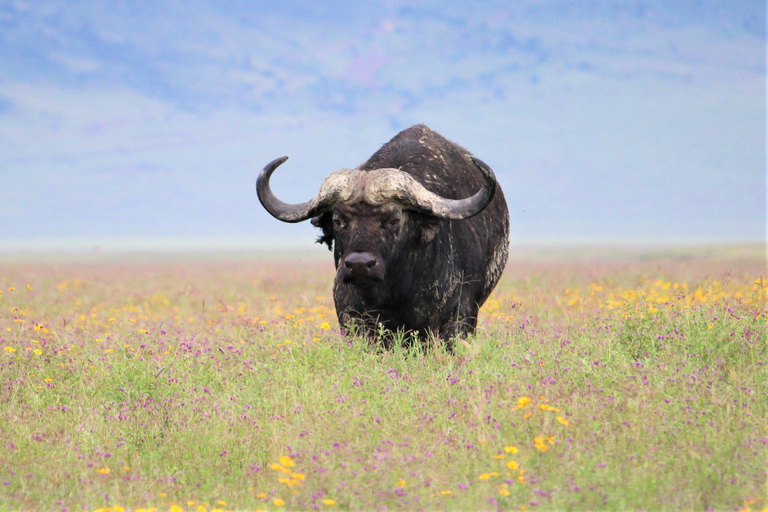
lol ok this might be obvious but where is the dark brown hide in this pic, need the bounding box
[311,124,509,348]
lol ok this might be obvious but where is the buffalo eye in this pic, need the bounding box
[383,217,400,230]
[333,216,347,230]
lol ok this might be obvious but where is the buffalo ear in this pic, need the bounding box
[311,213,334,251]
[419,218,440,244]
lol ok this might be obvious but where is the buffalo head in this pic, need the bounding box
[256,155,498,289]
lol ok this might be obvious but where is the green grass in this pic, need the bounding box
[0,253,765,511]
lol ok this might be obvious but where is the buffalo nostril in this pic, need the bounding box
[344,252,377,273]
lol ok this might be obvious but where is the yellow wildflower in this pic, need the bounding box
[271,463,290,473]
[322,499,336,506]
[278,455,295,467]
[513,396,532,410]
[506,460,519,470]
[556,416,570,426]
[504,445,519,454]
[273,498,285,506]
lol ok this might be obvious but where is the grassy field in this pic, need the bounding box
[0,247,766,511]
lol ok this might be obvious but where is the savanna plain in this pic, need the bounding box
[1,246,765,512]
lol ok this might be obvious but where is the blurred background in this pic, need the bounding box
[0,0,765,254]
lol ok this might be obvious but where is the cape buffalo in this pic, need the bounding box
[256,124,509,348]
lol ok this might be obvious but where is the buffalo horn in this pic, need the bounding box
[256,157,358,223]
[364,155,497,220]
[258,154,497,222]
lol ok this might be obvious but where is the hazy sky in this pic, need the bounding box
[0,1,765,250]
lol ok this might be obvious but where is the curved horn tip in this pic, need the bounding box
[468,155,493,174]
[271,156,289,166]
[258,156,290,185]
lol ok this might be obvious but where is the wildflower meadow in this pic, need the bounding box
[1,247,765,511]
